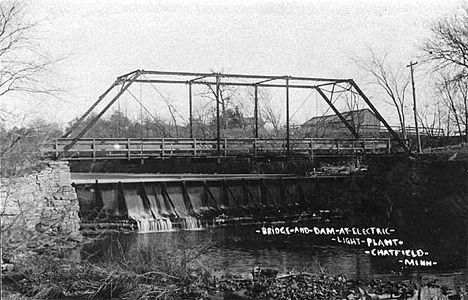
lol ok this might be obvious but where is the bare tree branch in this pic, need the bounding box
[0,0,58,101]
[351,49,410,138]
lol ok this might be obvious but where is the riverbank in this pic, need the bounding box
[2,253,466,300]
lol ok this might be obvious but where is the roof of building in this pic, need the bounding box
[302,108,377,127]
[243,116,266,126]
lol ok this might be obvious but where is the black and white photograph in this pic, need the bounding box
[1,0,467,299]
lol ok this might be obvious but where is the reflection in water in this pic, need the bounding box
[83,226,406,279]
[78,224,468,290]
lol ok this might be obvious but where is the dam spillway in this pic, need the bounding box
[73,173,351,233]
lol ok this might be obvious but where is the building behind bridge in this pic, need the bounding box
[301,108,381,138]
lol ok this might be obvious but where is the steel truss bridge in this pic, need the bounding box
[44,70,409,161]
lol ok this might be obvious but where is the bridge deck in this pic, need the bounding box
[44,137,392,160]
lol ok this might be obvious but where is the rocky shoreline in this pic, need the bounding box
[2,245,466,300]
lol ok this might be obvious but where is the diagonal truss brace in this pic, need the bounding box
[58,71,141,159]
[348,80,410,152]
[315,87,360,139]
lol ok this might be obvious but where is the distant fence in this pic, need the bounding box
[391,126,445,137]
[300,124,446,138]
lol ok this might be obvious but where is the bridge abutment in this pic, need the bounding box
[1,161,80,235]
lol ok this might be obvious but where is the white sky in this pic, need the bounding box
[3,0,463,129]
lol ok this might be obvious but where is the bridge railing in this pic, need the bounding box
[43,137,392,160]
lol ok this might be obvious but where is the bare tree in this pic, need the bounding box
[352,49,410,139]
[0,0,61,176]
[199,82,237,130]
[417,100,445,137]
[422,4,468,141]
[435,74,468,138]
[422,5,468,75]
[0,1,56,101]
[0,119,61,177]
[258,89,283,138]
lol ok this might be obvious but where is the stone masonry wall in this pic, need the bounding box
[0,161,80,234]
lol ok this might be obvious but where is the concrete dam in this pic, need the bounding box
[73,173,351,233]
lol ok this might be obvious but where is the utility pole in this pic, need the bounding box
[407,61,421,153]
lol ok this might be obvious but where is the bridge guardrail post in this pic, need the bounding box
[309,138,313,159]
[161,138,165,157]
[224,139,227,157]
[140,139,143,158]
[193,139,197,156]
[254,139,257,157]
[92,139,96,159]
[387,139,391,154]
[127,138,131,160]
[55,139,59,158]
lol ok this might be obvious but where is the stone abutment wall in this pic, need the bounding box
[0,161,80,234]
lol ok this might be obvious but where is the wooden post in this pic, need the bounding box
[309,138,314,159]
[93,180,104,208]
[161,138,165,157]
[140,139,143,158]
[254,139,258,157]
[224,138,227,156]
[92,139,96,159]
[127,138,131,160]
[55,139,59,158]
[193,138,197,156]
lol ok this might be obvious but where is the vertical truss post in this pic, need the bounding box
[286,77,290,153]
[348,80,410,152]
[254,85,259,138]
[315,87,360,139]
[216,74,221,155]
[189,82,193,138]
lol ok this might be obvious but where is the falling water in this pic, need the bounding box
[118,184,204,232]
[77,176,316,233]
[123,188,173,232]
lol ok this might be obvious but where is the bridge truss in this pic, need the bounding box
[56,70,409,160]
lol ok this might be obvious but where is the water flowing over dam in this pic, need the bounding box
[73,173,348,232]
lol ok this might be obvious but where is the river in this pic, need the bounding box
[80,224,467,289]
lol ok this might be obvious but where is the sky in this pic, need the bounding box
[2,0,463,129]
